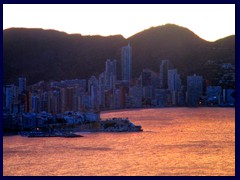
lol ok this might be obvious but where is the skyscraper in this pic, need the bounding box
[48,90,61,114]
[105,59,117,90]
[160,60,170,89]
[168,69,181,91]
[60,87,74,112]
[98,72,106,108]
[187,74,203,107]
[168,69,182,105]
[5,85,14,113]
[31,95,40,113]
[121,43,132,82]
[88,76,99,110]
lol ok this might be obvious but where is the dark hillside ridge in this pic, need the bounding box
[3,24,235,85]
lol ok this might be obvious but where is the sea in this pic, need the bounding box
[3,108,235,176]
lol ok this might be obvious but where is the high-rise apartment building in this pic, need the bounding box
[121,43,132,82]
[98,72,106,108]
[5,85,14,113]
[105,59,117,90]
[168,69,181,91]
[160,60,171,89]
[187,74,203,107]
[30,93,40,113]
[88,76,99,110]
[60,87,74,112]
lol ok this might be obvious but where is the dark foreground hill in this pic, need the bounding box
[3,24,235,85]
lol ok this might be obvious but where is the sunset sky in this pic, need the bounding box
[3,4,235,42]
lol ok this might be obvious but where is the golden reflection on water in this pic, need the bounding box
[3,108,235,176]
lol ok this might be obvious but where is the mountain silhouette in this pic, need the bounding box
[3,24,235,85]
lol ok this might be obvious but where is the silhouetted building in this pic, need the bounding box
[98,72,106,108]
[140,68,160,99]
[168,69,181,91]
[5,85,14,113]
[48,90,61,114]
[82,94,91,110]
[88,76,99,110]
[127,86,142,108]
[222,88,235,105]
[206,86,222,105]
[177,86,186,106]
[155,89,171,107]
[113,88,121,109]
[105,59,117,90]
[40,92,49,112]
[168,69,182,105]
[187,74,203,107]
[142,86,152,100]
[104,90,114,109]
[61,87,74,112]
[24,91,30,112]
[119,85,128,109]
[121,43,132,82]
[160,60,171,89]
[30,93,40,113]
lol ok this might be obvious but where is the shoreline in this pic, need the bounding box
[3,107,234,136]
[100,106,235,114]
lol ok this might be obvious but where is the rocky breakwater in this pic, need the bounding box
[100,118,143,132]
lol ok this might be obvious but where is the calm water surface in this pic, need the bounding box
[3,108,235,176]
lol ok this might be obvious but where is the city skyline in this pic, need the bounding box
[3,41,235,176]
[3,42,235,116]
[3,4,235,177]
[3,4,235,41]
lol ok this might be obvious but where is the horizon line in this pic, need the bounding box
[3,23,235,42]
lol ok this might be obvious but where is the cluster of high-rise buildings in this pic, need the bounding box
[3,44,235,118]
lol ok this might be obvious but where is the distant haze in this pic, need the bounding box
[3,4,235,42]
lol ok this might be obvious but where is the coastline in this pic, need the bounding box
[100,106,235,114]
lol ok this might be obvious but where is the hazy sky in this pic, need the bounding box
[3,4,235,41]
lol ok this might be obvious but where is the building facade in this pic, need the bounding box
[105,59,117,90]
[121,43,132,82]
[187,74,203,107]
